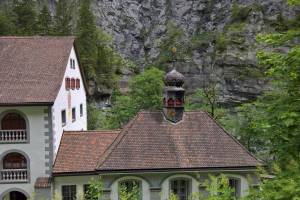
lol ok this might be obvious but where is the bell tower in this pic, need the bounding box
[163,69,185,123]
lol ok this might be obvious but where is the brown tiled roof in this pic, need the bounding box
[96,111,261,171]
[53,111,260,175]
[0,36,75,105]
[53,131,119,174]
[34,177,51,188]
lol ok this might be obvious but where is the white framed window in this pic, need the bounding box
[80,104,83,117]
[62,185,76,200]
[61,110,66,126]
[169,178,191,200]
[229,178,241,197]
[72,108,76,122]
[70,58,75,69]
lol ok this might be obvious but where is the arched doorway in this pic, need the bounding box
[2,191,27,200]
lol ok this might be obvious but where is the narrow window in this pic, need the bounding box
[170,178,190,200]
[71,78,76,90]
[61,110,66,126]
[80,104,83,117]
[76,78,80,89]
[70,59,73,69]
[65,78,70,90]
[73,59,75,69]
[62,185,76,200]
[72,108,76,122]
[229,178,241,197]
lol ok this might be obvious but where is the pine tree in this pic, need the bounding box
[13,0,37,35]
[54,0,73,35]
[0,10,16,36]
[37,5,53,35]
[75,0,98,78]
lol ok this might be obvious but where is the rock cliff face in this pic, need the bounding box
[47,0,294,106]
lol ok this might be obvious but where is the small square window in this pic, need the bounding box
[72,108,76,122]
[80,104,83,117]
[61,110,66,126]
[62,185,76,200]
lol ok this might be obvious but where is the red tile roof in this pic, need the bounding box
[53,111,261,175]
[97,111,261,171]
[34,177,51,188]
[0,36,75,105]
[53,131,119,173]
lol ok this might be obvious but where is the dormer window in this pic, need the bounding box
[70,59,75,69]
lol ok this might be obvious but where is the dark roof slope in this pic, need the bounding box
[53,131,119,174]
[97,111,260,171]
[0,36,74,105]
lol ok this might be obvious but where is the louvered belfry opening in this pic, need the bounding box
[163,69,185,123]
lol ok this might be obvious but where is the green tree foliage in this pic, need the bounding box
[36,5,53,35]
[156,22,190,69]
[119,181,141,200]
[95,29,123,89]
[245,161,300,200]
[76,0,98,78]
[0,10,16,35]
[129,67,164,111]
[88,68,164,129]
[109,67,164,128]
[84,177,104,200]
[13,0,37,35]
[54,0,73,35]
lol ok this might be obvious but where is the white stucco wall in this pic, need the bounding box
[52,46,87,153]
[53,171,255,200]
[0,106,50,198]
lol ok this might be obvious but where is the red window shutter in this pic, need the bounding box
[167,98,174,106]
[65,78,70,90]
[71,78,75,90]
[76,78,80,89]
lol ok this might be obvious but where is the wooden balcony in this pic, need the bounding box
[0,130,27,143]
[0,169,28,183]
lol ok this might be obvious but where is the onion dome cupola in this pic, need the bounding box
[163,69,185,123]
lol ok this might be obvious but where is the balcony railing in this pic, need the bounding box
[0,169,28,183]
[0,130,27,143]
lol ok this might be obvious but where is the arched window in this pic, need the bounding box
[71,78,76,90]
[3,152,27,169]
[65,78,71,90]
[170,178,191,200]
[1,113,26,130]
[228,177,241,197]
[118,179,142,200]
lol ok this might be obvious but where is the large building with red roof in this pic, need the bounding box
[0,37,260,200]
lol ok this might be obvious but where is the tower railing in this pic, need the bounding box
[0,129,27,143]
